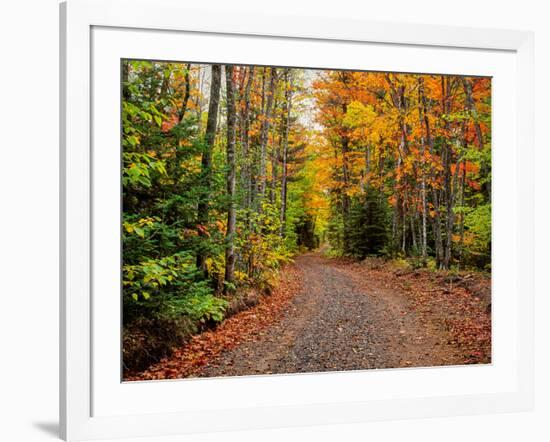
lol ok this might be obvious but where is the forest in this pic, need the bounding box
[122,60,491,376]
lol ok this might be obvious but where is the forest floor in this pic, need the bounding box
[126,252,491,381]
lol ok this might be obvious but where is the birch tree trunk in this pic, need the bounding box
[240,67,254,209]
[224,65,237,290]
[280,69,293,237]
[258,68,277,208]
[270,99,282,204]
[418,77,428,263]
[441,77,458,270]
[196,64,221,273]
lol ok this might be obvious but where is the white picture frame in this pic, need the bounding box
[60,0,534,440]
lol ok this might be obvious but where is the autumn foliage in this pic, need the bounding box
[121,60,491,377]
[312,71,491,268]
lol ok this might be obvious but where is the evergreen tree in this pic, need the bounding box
[347,189,389,258]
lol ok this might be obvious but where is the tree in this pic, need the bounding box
[347,188,389,258]
[258,68,277,207]
[279,69,294,237]
[196,64,222,273]
[224,65,237,290]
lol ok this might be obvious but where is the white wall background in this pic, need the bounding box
[0,1,547,441]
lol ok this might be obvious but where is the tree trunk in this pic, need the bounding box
[270,102,282,204]
[341,134,352,255]
[461,78,484,150]
[418,77,428,263]
[196,64,221,273]
[410,199,417,252]
[458,159,466,267]
[122,60,130,100]
[280,70,293,237]
[178,63,192,122]
[441,77,457,270]
[258,68,277,208]
[364,143,371,193]
[224,65,237,291]
[240,67,254,209]
[420,78,445,267]
[461,77,490,199]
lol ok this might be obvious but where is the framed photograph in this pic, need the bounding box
[60,0,534,440]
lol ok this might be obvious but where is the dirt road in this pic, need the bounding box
[197,253,465,377]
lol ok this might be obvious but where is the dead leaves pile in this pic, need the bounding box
[352,261,492,365]
[125,265,303,381]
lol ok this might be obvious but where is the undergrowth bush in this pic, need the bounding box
[123,315,196,372]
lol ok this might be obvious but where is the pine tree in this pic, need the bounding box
[347,189,389,258]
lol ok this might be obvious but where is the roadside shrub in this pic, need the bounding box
[361,256,386,270]
[393,257,412,271]
[123,292,229,373]
[462,204,491,270]
[166,293,229,324]
[123,315,196,373]
[122,250,230,373]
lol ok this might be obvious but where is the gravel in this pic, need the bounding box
[197,253,458,378]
